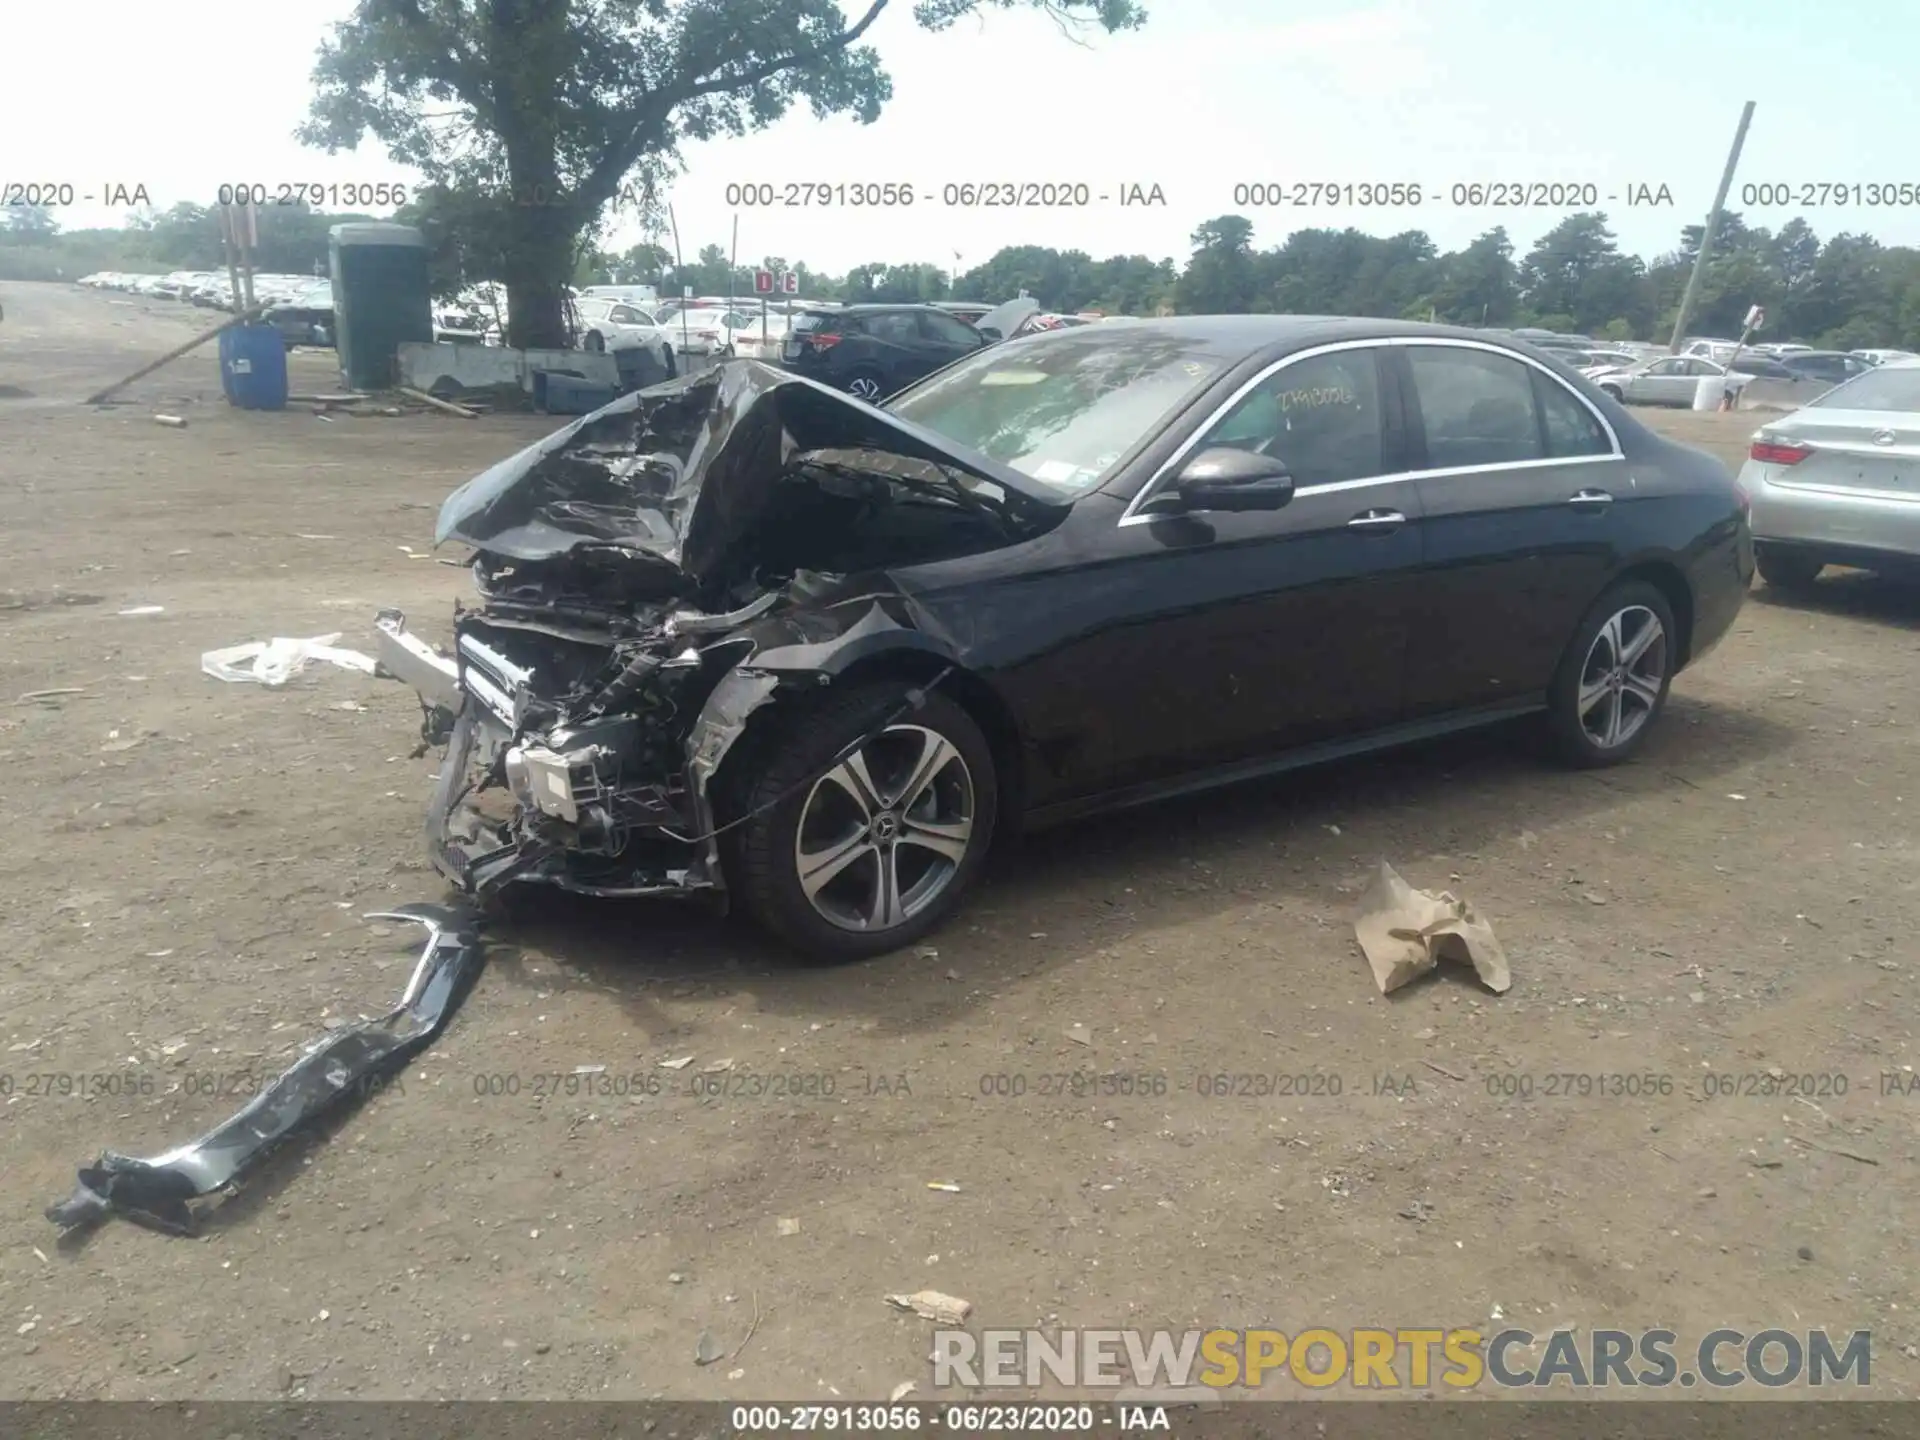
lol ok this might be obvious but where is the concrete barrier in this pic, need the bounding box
[396,341,619,398]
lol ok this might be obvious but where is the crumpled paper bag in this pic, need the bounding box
[1353,860,1511,995]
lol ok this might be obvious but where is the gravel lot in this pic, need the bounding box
[1,280,1915,1401]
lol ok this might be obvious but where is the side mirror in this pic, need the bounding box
[1170,447,1295,512]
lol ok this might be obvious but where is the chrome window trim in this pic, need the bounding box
[1117,335,1622,528]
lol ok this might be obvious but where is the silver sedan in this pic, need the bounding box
[1739,361,1920,588]
[1588,355,1730,406]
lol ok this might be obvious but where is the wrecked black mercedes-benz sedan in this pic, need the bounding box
[381,321,1750,959]
[378,357,1077,958]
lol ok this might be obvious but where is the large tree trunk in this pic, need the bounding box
[501,201,577,351]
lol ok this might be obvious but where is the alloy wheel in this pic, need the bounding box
[792,724,975,932]
[1577,604,1667,750]
[847,375,883,401]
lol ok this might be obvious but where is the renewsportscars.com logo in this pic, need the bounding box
[932,1327,1873,1390]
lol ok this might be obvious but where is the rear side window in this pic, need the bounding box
[919,311,982,346]
[789,311,834,334]
[1531,370,1613,457]
[864,312,922,343]
[1406,347,1544,468]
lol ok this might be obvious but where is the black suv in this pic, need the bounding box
[781,304,986,400]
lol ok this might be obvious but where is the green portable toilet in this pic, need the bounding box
[328,222,433,390]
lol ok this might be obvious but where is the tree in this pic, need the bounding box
[301,0,1145,349]
[2,205,59,240]
[1176,215,1258,313]
[1427,227,1519,326]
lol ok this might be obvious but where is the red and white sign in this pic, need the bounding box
[754,268,774,295]
[781,270,798,294]
[1743,304,1765,330]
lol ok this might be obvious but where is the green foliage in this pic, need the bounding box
[19,201,1920,351]
[297,0,1145,344]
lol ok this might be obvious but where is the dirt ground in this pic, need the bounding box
[1,280,1916,1403]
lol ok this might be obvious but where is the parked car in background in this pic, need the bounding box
[1558,348,1639,373]
[658,306,760,361]
[1589,354,1736,405]
[1851,348,1918,366]
[933,302,996,325]
[575,298,675,373]
[780,303,987,399]
[382,316,1751,959]
[1778,351,1877,386]
[1741,360,1920,589]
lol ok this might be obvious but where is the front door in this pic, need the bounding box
[985,344,1426,796]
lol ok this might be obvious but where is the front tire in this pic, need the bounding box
[1546,580,1676,768]
[728,682,998,961]
[1600,383,1624,402]
[1755,544,1823,591]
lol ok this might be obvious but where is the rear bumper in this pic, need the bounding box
[1742,462,1920,559]
[1682,521,1753,668]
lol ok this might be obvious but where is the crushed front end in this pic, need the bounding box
[374,360,1067,907]
[379,574,775,901]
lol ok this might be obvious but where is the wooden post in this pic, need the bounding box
[82,305,267,406]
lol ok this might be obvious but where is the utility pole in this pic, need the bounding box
[1668,100,1755,353]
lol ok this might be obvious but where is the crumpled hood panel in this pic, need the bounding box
[435,360,1060,585]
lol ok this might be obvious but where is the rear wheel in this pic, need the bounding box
[728,682,997,961]
[583,330,606,353]
[1546,580,1676,768]
[1600,383,1624,402]
[1754,544,1824,590]
[845,369,885,402]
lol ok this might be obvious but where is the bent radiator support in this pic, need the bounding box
[45,904,485,1237]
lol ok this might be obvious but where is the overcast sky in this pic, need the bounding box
[5,0,1917,272]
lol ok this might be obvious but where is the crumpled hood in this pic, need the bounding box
[435,360,1061,585]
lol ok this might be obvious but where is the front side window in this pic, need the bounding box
[1406,346,1543,469]
[1204,348,1386,487]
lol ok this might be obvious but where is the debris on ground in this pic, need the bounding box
[1065,1024,1092,1046]
[695,1331,723,1365]
[776,1217,801,1236]
[116,605,165,617]
[886,1290,972,1324]
[202,632,379,687]
[1353,860,1512,994]
[44,905,484,1237]
[926,1182,962,1193]
[152,415,187,428]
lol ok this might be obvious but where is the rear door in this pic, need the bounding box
[916,307,989,372]
[857,310,952,391]
[1394,340,1627,716]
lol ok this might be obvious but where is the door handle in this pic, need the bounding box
[1347,509,1406,531]
[1567,489,1614,507]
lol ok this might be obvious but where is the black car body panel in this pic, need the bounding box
[383,318,1751,908]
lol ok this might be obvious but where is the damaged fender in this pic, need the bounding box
[46,904,484,1237]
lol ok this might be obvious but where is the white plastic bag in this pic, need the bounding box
[201,632,378,687]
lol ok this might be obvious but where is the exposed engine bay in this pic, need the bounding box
[377,360,1066,902]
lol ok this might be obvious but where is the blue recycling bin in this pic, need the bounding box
[219,323,290,410]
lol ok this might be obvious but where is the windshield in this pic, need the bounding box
[1809,365,1920,412]
[885,329,1228,495]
